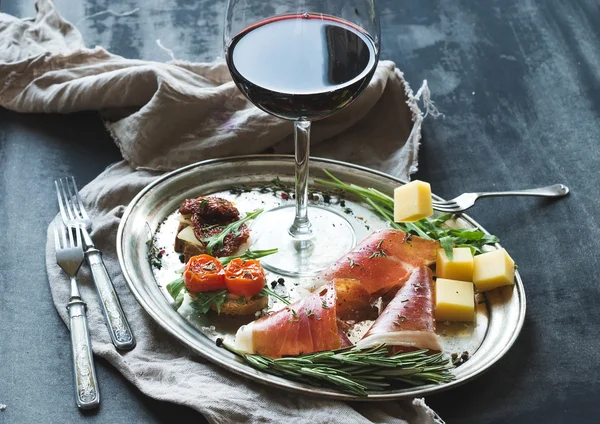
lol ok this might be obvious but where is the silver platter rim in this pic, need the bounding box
[116,154,526,401]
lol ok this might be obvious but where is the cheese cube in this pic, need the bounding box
[435,278,475,322]
[393,180,433,222]
[472,248,515,292]
[436,248,474,281]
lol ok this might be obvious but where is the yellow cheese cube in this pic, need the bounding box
[436,247,474,281]
[435,278,475,322]
[393,180,433,222]
[472,248,515,292]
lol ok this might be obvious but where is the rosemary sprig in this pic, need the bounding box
[219,342,454,396]
[202,209,264,255]
[315,170,499,259]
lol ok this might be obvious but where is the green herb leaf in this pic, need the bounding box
[202,209,264,255]
[259,286,291,305]
[218,248,278,266]
[189,290,228,314]
[166,277,185,309]
[440,236,455,260]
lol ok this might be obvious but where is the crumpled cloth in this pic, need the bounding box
[2,0,443,422]
[0,0,430,177]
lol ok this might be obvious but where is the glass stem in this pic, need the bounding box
[289,120,313,239]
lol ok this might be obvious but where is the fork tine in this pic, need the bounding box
[70,176,90,220]
[60,219,68,248]
[67,221,74,248]
[55,181,70,224]
[432,201,458,207]
[64,177,82,219]
[75,225,82,248]
[59,179,76,221]
[53,222,61,250]
[433,205,459,212]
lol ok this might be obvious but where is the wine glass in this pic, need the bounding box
[224,0,380,276]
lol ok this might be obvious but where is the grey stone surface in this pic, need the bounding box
[1,0,599,423]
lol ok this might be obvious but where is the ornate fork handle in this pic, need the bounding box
[68,298,100,409]
[475,184,569,198]
[86,249,136,350]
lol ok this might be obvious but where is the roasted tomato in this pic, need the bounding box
[224,259,266,297]
[184,254,226,292]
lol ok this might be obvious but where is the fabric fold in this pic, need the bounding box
[0,0,426,176]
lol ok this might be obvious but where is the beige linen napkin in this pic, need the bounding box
[2,1,443,422]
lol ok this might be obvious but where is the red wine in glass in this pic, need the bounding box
[226,13,378,121]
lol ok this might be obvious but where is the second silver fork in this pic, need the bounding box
[54,221,100,409]
[55,177,136,351]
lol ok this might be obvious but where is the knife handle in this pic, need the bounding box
[68,299,100,409]
[86,248,136,351]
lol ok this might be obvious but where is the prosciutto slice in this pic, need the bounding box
[322,229,439,296]
[235,282,347,357]
[357,266,441,352]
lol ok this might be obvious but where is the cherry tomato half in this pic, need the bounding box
[184,254,226,292]
[224,258,265,297]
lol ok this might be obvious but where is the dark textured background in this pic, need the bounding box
[1,0,599,423]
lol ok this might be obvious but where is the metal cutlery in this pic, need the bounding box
[53,221,100,410]
[55,177,136,351]
[432,184,570,213]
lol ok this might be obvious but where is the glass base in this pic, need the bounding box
[249,205,356,277]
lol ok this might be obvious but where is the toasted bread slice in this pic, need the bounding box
[211,294,268,316]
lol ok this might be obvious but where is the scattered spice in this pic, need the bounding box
[348,258,359,268]
[277,277,285,285]
[146,238,163,269]
[321,299,330,309]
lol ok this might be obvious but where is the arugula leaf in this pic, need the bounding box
[166,277,185,309]
[218,248,279,266]
[259,286,291,305]
[202,209,264,255]
[439,236,455,260]
[189,290,228,314]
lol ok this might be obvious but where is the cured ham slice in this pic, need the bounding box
[357,266,441,352]
[235,282,346,357]
[322,229,439,296]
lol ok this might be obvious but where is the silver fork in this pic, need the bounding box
[55,177,136,351]
[432,184,570,213]
[53,221,100,410]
